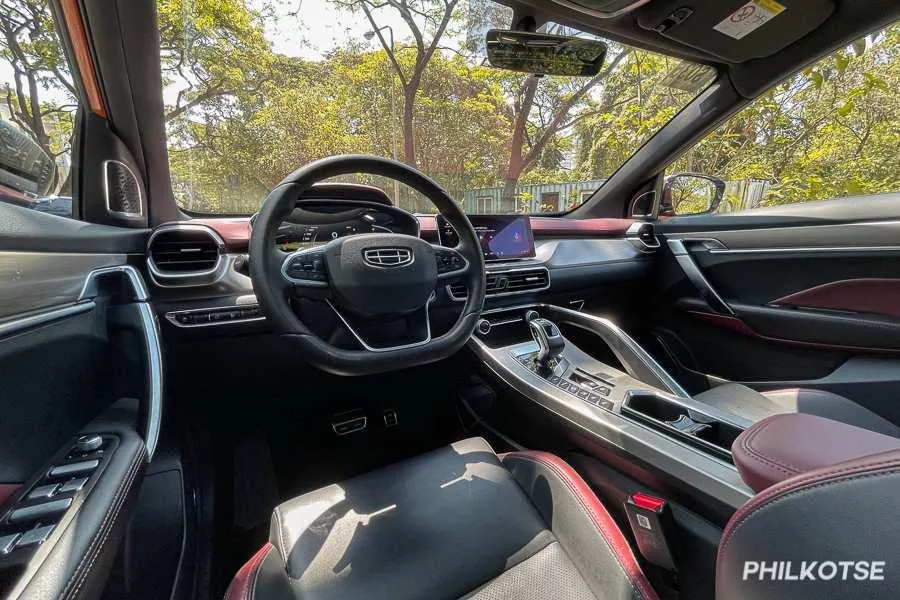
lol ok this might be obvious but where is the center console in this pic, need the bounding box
[468,303,756,514]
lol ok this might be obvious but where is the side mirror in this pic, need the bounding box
[660,173,725,217]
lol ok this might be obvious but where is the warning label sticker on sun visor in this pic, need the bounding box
[713,0,786,40]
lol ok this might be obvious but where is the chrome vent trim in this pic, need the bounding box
[147,224,227,287]
[448,266,550,301]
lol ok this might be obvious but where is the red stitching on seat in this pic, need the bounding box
[503,451,659,600]
[225,542,274,600]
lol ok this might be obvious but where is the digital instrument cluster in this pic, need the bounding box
[274,203,419,252]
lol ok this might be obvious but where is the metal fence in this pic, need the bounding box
[459,179,608,213]
[722,179,772,212]
[456,177,773,214]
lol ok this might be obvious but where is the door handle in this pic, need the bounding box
[667,239,734,315]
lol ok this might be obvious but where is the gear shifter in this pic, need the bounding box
[527,316,565,373]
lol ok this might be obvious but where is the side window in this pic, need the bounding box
[663,24,899,217]
[0,2,78,219]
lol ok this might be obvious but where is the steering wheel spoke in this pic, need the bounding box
[433,245,470,279]
[281,246,330,297]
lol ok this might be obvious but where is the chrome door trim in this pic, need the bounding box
[708,245,900,255]
[81,265,162,459]
[79,264,150,301]
[0,301,96,339]
[667,239,734,315]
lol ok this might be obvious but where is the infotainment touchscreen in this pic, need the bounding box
[436,215,535,261]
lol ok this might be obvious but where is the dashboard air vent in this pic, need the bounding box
[148,226,222,275]
[448,267,550,300]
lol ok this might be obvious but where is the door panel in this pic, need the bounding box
[0,202,158,598]
[651,197,900,426]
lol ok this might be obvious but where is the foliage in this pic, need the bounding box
[1,0,897,215]
[668,25,900,211]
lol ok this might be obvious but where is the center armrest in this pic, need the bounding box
[732,412,900,493]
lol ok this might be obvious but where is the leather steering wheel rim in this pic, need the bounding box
[249,154,486,376]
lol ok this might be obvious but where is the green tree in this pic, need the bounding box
[0,0,76,192]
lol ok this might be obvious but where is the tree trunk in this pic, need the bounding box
[402,87,416,167]
[502,76,538,207]
[501,176,521,210]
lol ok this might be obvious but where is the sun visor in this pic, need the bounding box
[638,0,835,63]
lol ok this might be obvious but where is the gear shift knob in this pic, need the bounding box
[528,317,565,371]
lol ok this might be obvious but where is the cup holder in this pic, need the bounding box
[622,392,743,462]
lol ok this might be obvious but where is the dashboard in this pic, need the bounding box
[271,201,419,252]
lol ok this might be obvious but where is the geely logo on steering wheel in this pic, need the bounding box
[363,247,413,268]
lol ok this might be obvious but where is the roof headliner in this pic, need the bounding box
[500,0,899,98]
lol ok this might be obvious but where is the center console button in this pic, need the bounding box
[8,498,72,524]
[547,375,561,384]
[0,533,20,554]
[15,525,54,548]
[576,389,590,399]
[596,386,611,396]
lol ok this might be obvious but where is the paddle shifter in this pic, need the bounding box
[527,312,565,373]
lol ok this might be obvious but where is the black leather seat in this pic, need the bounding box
[225,438,657,600]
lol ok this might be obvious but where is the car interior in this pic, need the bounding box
[1,0,899,599]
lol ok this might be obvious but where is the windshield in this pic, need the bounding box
[161,0,715,215]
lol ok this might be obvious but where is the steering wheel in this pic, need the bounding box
[249,155,486,375]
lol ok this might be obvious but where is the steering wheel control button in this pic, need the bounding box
[48,459,99,478]
[58,477,89,494]
[283,250,329,285]
[0,533,20,554]
[435,249,466,275]
[8,498,72,524]
[15,525,55,549]
[26,483,60,500]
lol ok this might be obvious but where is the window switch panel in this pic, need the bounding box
[48,459,99,478]
[0,533,20,554]
[58,477,89,494]
[27,483,59,500]
[15,525,54,548]
[8,498,72,524]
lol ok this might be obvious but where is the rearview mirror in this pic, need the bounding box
[486,30,607,76]
[660,173,726,217]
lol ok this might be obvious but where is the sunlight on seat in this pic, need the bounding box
[439,460,509,488]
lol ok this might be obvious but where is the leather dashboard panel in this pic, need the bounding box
[191,215,636,253]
